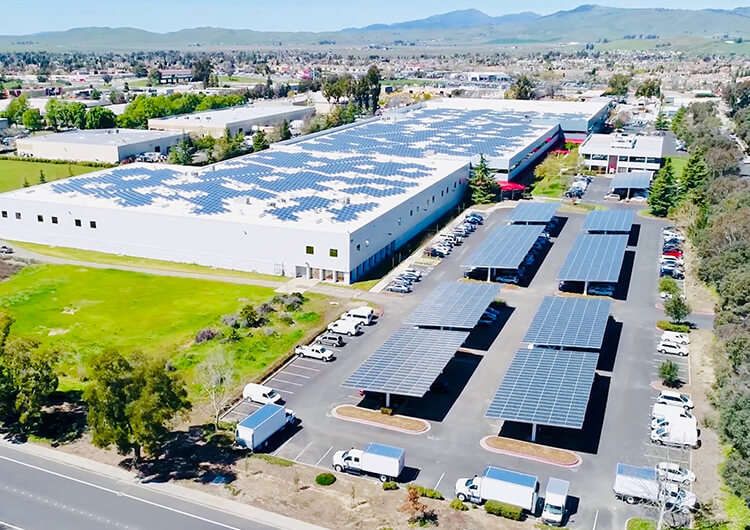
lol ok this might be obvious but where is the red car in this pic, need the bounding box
[663,249,683,258]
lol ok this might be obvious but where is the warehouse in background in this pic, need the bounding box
[15,128,184,164]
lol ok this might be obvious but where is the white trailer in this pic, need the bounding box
[235,404,295,451]
[332,443,405,482]
[613,463,660,504]
[455,466,539,512]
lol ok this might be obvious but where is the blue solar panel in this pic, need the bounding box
[611,171,652,190]
[582,210,635,233]
[558,234,628,283]
[505,202,560,224]
[486,347,599,428]
[404,282,501,329]
[463,224,545,269]
[524,296,611,349]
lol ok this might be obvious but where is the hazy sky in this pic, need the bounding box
[3,0,748,34]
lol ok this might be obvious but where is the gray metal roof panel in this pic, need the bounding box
[462,224,545,269]
[611,171,652,190]
[523,296,611,349]
[558,234,628,283]
[505,202,560,224]
[582,210,635,233]
[403,282,501,329]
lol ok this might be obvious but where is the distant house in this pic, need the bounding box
[159,69,193,84]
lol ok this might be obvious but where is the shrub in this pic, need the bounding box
[195,327,218,344]
[484,500,523,520]
[382,481,399,491]
[657,320,691,333]
[380,407,394,416]
[263,327,276,337]
[279,314,294,325]
[659,277,681,295]
[257,303,275,316]
[450,499,469,511]
[315,473,336,486]
[665,295,691,323]
[408,485,443,500]
[659,360,681,387]
[221,327,243,343]
[251,454,293,467]
[221,314,240,328]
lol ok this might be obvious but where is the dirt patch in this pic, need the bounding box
[482,436,580,467]
[333,405,429,433]
[0,257,27,280]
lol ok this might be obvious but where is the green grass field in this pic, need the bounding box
[0,159,101,193]
[0,265,329,397]
[668,155,689,181]
[626,519,655,530]
[12,241,287,284]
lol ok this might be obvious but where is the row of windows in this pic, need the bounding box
[305,246,338,258]
[1,210,96,228]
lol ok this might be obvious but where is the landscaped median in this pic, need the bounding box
[332,405,430,434]
[480,436,581,467]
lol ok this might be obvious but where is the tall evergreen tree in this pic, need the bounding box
[679,150,709,204]
[648,158,677,217]
[279,119,292,141]
[654,112,669,130]
[469,155,498,204]
[252,129,269,152]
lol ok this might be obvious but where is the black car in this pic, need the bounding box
[0,245,13,255]
[316,332,344,347]
[464,267,488,280]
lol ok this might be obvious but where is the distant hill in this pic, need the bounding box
[3,5,750,51]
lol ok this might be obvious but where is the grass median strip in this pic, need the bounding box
[333,405,429,433]
[482,436,580,466]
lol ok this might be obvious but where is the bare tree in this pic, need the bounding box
[198,347,236,429]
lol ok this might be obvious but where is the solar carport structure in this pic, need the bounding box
[505,202,560,225]
[343,326,470,406]
[611,171,652,199]
[404,282,501,329]
[583,210,635,234]
[462,224,545,280]
[558,234,629,289]
[486,348,599,440]
[524,296,612,350]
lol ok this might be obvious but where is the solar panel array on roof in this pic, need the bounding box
[505,202,560,224]
[524,296,611,349]
[582,210,635,233]
[611,171,652,190]
[486,348,599,428]
[342,327,470,397]
[558,234,628,283]
[404,282,501,329]
[462,224,545,269]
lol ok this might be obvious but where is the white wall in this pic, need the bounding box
[16,134,183,163]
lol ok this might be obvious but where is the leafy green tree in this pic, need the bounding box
[679,150,709,203]
[659,277,680,296]
[213,131,247,161]
[607,74,631,96]
[85,107,117,129]
[723,450,750,501]
[38,170,46,184]
[21,108,43,131]
[279,119,292,141]
[363,65,382,114]
[91,89,101,100]
[147,68,162,86]
[670,107,687,138]
[658,360,681,387]
[132,64,148,78]
[664,295,691,323]
[191,58,213,89]
[635,78,661,98]
[252,129,269,152]
[648,158,677,217]
[504,75,535,100]
[239,304,261,327]
[168,137,194,165]
[469,155,498,204]
[84,351,189,462]
[4,94,29,125]
[654,112,669,131]
[3,338,58,427]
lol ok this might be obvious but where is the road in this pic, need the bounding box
[0,443,299,530]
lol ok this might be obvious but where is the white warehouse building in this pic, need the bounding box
[15,129,185,164]
[579,133,665,174]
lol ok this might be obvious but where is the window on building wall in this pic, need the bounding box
[1,211,6,218]
[440,190,444,197]
[432,196,435,203]
[51,217,58,224]
[453,182,457,189]
[409,209,413,216]
[14,213,21,220]
[618,155,628,161]
[37,215,43,222]
[397,217,402,226]
[90,221,97,229]
[75,219,82,227]
[329,248,338,257]
[356,244,360,252]
[305,245,314,255]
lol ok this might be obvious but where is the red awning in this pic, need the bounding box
[566,138,585,144]
[497,181,526,191]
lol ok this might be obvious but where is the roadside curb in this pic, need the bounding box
[479,436,582,468]
[0,438,326,530]
[331,405,431,435]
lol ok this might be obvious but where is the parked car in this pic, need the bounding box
[662,331,690,345]
[657,390,694,409]
[658,340,689,357]
[588,283,616,296]
[558,280,583,293]
[604,193,622,201]
[0,245,14,254]
[464,267,487,280]
[342,306,375,325]
[316,332,344,347]
[295,344,334,361]
[657,462,696,485]
[398,272,421,282]
[466,213,484,224]
[403,267,423,278]
[663,249,684,258]
[387,283,411,293]
[497,271,520,284]
[327,318,362,336]
[242,383,282,405]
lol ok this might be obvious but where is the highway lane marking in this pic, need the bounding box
[315,447,333,467]
[0,454,242,530]
[293,442,314,461]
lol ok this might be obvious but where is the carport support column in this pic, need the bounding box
[531,423,537,442]
[385,393,391,408]
[487,268,492,282]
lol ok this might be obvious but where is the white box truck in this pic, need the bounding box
[614,464,696,511]
[235,404,295,451]
[455,466,539,512]
[541,478,570,526]
[332,443,404,482]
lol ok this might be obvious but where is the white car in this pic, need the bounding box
[661,483,698,512]
[658,340,689,357]
[662,331,690,344]
[242,383,282,404]
[660,255,684,266]
[604,193,622,201]
[658,390,694,409]
[327,318,362,336]
[294,344,334,362]
[657,462,696,485]
[403,268,422,278]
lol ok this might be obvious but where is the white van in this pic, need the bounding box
[652,403,695,422]
[327,318,362,336]
[342,306,374,325]
[242,383,282,405]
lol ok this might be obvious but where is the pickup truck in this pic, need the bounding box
[294,344,334,361]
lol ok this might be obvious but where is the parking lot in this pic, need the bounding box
[223,190,699,528]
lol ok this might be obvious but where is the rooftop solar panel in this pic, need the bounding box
[404,282,501,329]
[462,224,545,270]
[505,202,560,224]
[558,234,628,283]
[342,327,470,397]
[485,347,599,428]
[611,171,652,190]
[582,210,635,233]
[524,296,611,349]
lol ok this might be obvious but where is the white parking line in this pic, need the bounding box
[274,388,295,395]
[272,438,293,457]
[269,378,303,387]
[294,442,314,461]
[315,447,333,467]
[434,472,445,491]
[279,371,311,379]
[0,520,26,530]
[289,364,319,372]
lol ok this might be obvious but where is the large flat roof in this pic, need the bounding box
[148,103,311,128]
[428,97,611,125]
[1,151,466,232]
[19,128,182,146]
[579,134,664,158]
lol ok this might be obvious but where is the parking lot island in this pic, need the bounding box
[332,405,430,434]
[480,436,581,467]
